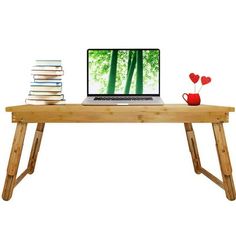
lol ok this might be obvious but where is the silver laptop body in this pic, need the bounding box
[83,49,164,105]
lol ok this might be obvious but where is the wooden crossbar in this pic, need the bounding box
[200,167,224,189]
[15,169,29,187]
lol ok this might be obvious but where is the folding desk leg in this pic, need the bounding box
[2,122,27,201]
[184,123,202,174]
[212,123,236,200]
[27,123,45,174]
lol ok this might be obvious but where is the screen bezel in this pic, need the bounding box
[87,48,160,96]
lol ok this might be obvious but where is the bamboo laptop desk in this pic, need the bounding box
[2,104,236,201]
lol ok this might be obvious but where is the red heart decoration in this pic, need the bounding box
[189,73,199,84]
[201,76,211,85]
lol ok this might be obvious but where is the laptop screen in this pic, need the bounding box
[87,49,160,96]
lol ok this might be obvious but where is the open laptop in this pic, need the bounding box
[82,48,164,105]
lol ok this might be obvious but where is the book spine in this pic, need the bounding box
[26,60,64,105]
[33,75,62,79]
[31,70,64,76]
[25,99,65,105]
[27,94,64,100]
[34,79,62,83]
[30,82,62,86]
[29,91,62,95]
[30,86,62,92]
[32,66,63,71]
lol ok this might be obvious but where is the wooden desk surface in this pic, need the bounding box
[6,104,234,123]
[3,104,236,201]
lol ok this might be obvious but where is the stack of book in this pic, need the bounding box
[26,60,65,105]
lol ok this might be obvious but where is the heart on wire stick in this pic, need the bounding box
[189,73,200,84]
[201,76,211,85]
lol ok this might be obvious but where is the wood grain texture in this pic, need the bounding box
[213,123,232,175]
[2,122,27,201]
[184,123,202,174]
[11,111,229,123]
[2,176,15,201]
[27,123,45,174]
[5,104,233,123]
[212,123,236,200]
[3,104,235,201]
[7,123,27,176]
[15,168,29,186]
[5,104,235,113]
[200,167,224,189]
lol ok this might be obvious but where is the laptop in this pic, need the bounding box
[82,48,164,105]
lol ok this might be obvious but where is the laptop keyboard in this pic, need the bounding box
[94,96,153,101]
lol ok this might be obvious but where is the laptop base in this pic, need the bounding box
[82,96,164,105]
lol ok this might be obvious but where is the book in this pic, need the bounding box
[31,70,64,76]
[25,99,65,105]
[30,86,62,92]
[30,82,62,86]
[29,91,61,96]
[29,91,62,95]
[26,59,65,105]
[27,94,64,100]
[32,66,62,71]
[34,79,62,83]
[34,60,61,66]
[33,75,62,80]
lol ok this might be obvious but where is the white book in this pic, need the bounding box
[33,75,62,79]
[34,79,62,83]
[25,99,65,105]
[30,86,62,92]
[31,70,64,76]
[34,60,62,66]
[32,66,62,71]
[31,82,62,86]
[28,94,64,101]
[29,91,61,95]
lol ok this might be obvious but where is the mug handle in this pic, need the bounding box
[182,93,188,103]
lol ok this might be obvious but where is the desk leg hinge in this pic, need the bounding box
[28,123,45,174]
[184,123,202,174]
[2,123,45,201]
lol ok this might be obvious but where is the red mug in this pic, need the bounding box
[182,93,201,106]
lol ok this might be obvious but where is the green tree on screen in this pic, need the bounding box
[107,50,118,94]
[89,49,159,94]
[136,50,143,94]
[124,50,136,94]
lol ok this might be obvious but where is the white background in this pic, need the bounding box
[0,0,236,235]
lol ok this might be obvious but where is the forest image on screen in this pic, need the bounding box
[89,49,159,95]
